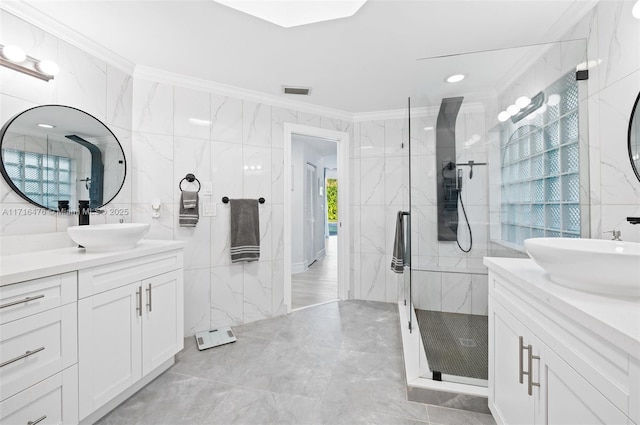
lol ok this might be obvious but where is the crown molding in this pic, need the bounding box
[0,1,135,75]
[134,66,354,122]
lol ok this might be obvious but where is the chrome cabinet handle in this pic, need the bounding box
[0,346,45,368]
[0,294,45,309]
[27,415,47,425]
[519,336,527,384]
[146,283,152,312]
[136,287,142,317]
[527,344,540,395]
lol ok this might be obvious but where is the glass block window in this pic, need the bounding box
[500,72,581,246]
[2,149,72,210]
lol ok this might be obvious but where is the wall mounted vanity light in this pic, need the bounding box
[0,44,59,81]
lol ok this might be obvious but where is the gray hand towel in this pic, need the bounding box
[391,211,405,273]
[230,199,260,263]
[179,191,199,227]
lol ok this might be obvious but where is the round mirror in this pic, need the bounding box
[630,92,640,182]
[0,105,126,212]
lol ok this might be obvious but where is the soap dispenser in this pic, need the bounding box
[78,200,90,226]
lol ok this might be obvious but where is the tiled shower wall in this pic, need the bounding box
[410,106,490,316]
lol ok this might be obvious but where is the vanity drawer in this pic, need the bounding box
[0,365,78,425]
[0,303,77,401]
[0,272,77,325]
[78,250,183,298]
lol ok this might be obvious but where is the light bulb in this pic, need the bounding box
[548,94,561,107]
[446,74,465,83]
[2,45,26,63]
[507,105,520,116]
[36,59,59,76]
[498,111,510,122]
[515,96,531,109]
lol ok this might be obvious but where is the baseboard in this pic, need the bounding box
[315,249,326,262]
[291,261,308,274]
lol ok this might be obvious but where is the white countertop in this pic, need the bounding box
[0,239,186,286]
[484,257,640,359]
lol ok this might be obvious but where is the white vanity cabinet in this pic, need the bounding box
[0,239,185,425]
[77,250,184,420]
[0,272,79,425]
[486,258,640,425]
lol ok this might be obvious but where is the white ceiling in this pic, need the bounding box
[17,0,594,113]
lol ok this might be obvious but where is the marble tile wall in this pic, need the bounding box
[350,116,410,304]
[0,11,356,336]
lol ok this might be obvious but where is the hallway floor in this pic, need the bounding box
[291,236,338,310]
[97,301,496,425]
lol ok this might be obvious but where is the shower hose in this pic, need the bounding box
[457,190,472,253]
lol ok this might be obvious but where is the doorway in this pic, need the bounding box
[284,124,350,312]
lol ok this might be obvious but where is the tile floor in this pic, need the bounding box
[97,300,496,425]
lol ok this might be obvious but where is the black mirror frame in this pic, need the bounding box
[629,92,640,183]
[0,104,127,212]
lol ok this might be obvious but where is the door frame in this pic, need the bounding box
[284,123,350,312]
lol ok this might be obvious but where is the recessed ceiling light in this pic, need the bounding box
[37,123,55,129]
[633,0,640,19]
[423,126,434,131]
[213,0,368,28]
[446,74,465,83]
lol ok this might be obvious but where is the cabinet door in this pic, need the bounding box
[78,283,142,419]
[489,299,535,425]
[142,270,183,376]
[540,345,630,425]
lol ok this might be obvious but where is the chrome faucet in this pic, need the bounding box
[604,230,622,241]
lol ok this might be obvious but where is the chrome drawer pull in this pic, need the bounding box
[0,294,45,309]
[146,283,152,312]
[0,346,45,368]
[527,344,541,396]
[519,336,528,384]
[136,287,142,317]
[27,414,47,425]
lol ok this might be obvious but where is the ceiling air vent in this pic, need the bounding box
[282,86,311,96]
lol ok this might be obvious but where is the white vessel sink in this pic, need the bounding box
[524,238,640,297]
[67,223,150,252]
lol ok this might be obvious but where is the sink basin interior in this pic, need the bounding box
[67,223,151,252]
[524,237,640,297]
